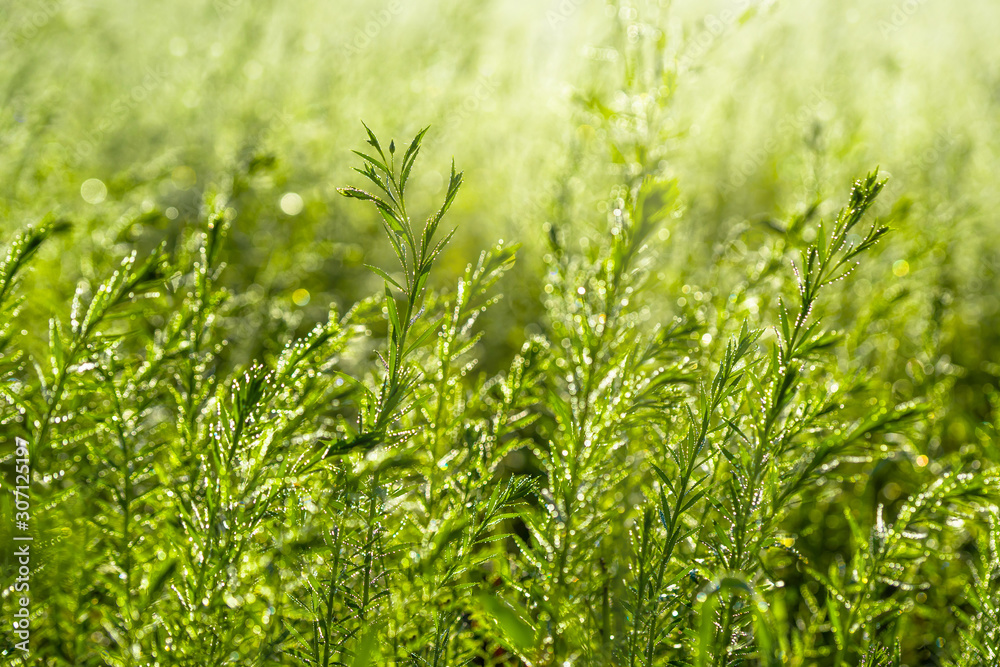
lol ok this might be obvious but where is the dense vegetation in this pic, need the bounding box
[2,1,999,665]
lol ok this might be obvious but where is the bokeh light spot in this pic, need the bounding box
[81,178,107,204]
[281,192,304,215]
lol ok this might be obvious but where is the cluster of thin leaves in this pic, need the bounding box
[1,112,998,667]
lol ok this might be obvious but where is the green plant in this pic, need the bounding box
[3,3,1000,661]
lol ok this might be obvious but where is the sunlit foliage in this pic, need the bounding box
[2,1,999,666]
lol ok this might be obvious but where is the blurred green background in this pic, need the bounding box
[3,0,1000,662]
[2,0,998,479]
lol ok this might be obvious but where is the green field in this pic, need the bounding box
[2,1,999,665]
